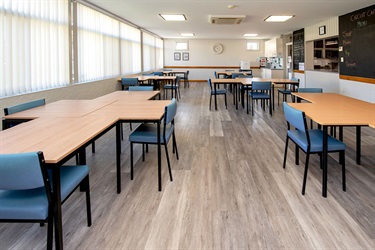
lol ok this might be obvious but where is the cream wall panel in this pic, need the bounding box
[164,39,265,80]
[305,17,339,41]
[1,78,119,129]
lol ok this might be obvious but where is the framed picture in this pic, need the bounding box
[319,25,326,35]
[174,52,181,61]
[182,52,189,61]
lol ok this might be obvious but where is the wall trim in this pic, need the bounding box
[164,65,261,69]
[339,75,375,84]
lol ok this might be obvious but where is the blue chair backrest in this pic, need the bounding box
[283,102,307,132]
[214,71,217,78]
[128,86,153,91]
[153,71,163,76]
[232,73,244,79]
[237,74,253,78]
[142,73,154,76]
[207,79,212,90]
[121,78,138,86]
[252,81,271,91]
[4,99,45,115]
[0,152,45,190]
[298,88,322,93]
[175,76,180,84]
[164,98,177,125]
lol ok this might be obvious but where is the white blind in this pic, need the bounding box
[77,3,119,82]
[142,32,155,72]
[155,38,164,70]
[0,0,69,97]
[120,23,141,74]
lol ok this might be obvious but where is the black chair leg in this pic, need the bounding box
[283,137,289,169]
[47,212,53,250]
[224,94,227,109]
[92,142,95,153]
[84,176,92,227]
[130,142,134,180]
[173,132,179,160]
[142,144,145,161]
[342,151,346,191]
[209,95,212,110]
[302,153,310,195]
[164,143,173,181]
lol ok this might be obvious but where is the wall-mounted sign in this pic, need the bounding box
[174,52,181,61]
[319,25,326,35]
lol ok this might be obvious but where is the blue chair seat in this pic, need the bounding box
[288,129,346,153]
[0,188,48,220]
[211,89,227,95]
[48,165,89,201]
[250,92,270,98]
[129,123,174,144]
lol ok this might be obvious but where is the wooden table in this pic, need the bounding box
[289,93,375,197]
[1,91,170,249]
[163,70,188,87]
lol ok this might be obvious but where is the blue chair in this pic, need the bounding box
[181,70,189,88]
[277,77,300,104]
[282,102,346,195]
[3,99,45,129]
[129,86,154,91]
[121,78,138,90]
[0,152,92,250]
[236,74,253,103]
[152,71,164,76]
[129,98,179,183]
[207,78,227,110]
[164,76,181,100]
[248,81,272,116]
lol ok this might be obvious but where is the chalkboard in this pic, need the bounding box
[339,5,375,79]
[293,29,305,70]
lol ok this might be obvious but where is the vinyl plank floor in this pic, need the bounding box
[1,82,374,249]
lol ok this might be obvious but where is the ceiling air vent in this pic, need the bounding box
[209,15,246,25]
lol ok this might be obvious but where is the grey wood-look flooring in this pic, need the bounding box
[1,83,374,249]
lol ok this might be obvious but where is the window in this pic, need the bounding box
[155,38,164,70]
[175,41,188,51]
[77,3,119,82]
[120,23,141,74]
[143,32,156,72]
[246,41,260,51]
[0,0,69,97]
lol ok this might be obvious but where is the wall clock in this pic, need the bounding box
[213,44,223,54]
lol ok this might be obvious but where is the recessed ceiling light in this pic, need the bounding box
[264,15,294,22]
[243,34,258,37]
[159,14,187,21]
[227,5,236,9]
[180,33,195,37]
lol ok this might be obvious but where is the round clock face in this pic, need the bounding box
[213,44,223,54]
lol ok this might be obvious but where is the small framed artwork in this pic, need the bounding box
[174,52,181,61]
[182,52,189,61]
[319,25,326,35]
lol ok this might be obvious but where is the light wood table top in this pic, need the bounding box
[0,116,118,163]
[290,93,375,126]
[118,75,176,82]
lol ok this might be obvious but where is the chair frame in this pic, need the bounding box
[248,81,272,116]
[208,79,227,110]
[164,76,181,100]
[282,102,346,195]
[129,99,179,183]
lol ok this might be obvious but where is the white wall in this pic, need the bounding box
[304,70,340,92]
[1,78,120,129]
[340,79,375,103]
[164,39,265,80]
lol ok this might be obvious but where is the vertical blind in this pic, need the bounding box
[77,3,119,82]
[0,0,69,97]
[1,1,164,97]
[142,32,156,72]
[120,23,141,74]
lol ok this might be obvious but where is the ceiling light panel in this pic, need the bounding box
[160,14,187,21]
[264,15,294,22]
[243,34,258,37]
[180,33,195,37]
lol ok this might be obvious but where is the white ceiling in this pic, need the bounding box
[87,0,374,40]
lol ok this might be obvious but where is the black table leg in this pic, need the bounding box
[322,125,328,198]
[116,122,121,194]
[356,126,361,165]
